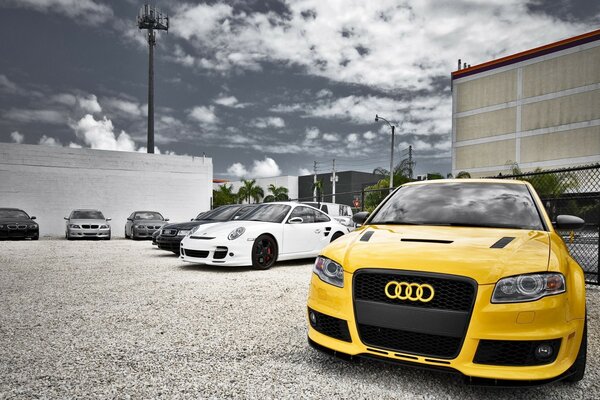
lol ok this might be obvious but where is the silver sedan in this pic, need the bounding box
[64,209,111,240]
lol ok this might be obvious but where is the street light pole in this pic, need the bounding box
[375,114,396,191]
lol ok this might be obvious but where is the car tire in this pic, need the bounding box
[252,234,278,270]
[330,232,344,242]
[565,313,587,383]
[125,228,129,239]
[32,236,38,241]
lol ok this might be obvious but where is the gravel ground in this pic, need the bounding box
[0,239,598,399]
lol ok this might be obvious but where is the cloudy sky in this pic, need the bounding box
[0,0,598,179]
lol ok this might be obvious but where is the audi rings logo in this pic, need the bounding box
[384,281,435,302]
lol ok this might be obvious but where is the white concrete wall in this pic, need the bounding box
[0,143,212,237]
[213,176,299,202]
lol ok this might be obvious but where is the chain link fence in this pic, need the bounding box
[492,164,600,285]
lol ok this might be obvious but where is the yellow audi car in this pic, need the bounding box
[307,179,587,385]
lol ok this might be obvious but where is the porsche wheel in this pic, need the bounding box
[252,234,277,270]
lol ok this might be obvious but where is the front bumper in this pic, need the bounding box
[307,271,585,383]
[0,226,38,239]
[180,240,252,266]
[68,228,110,238]
[156,235,184,252]
[132,227,161,239]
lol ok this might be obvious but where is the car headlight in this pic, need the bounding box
[228,227,245,240]
[178,229,191,236]
[69,224,80,229]
[313,256,344,288]
[492,273,565,303]
[29,225,37,229]
[100,225,109,229]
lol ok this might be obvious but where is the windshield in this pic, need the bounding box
[240,204,291,223]
[71,210,105,220]
[199,205,243,222]
[134,212,164,220]
[0,209,30,219]
[370,182,544,230]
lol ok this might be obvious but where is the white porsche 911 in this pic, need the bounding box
[179,203,349,269]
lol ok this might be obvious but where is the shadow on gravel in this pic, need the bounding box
[176,258,314,274]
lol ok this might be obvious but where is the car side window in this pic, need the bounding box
[321,205,328,213]
[314,209,330,223]
[289,206,315,223]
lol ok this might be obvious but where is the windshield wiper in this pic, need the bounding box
[372,221,424,225]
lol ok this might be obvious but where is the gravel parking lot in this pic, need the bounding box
[1,239,598,399]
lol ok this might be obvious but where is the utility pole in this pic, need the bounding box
[313,161,317,201]
[375,114,396,191]
[331,159,337,203]
[137,5,169,154]
[408,145,413,180]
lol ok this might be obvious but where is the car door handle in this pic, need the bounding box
[314,229,322,234]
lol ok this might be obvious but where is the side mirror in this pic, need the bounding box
[288,217,303,224]
[106,218,112,222]
[30,216,36,220]
[64,217,68,220]
[554,215,585,230]
[353,212,369,225]
[127,218,133,221]
[190,218,194,221]
[165,218,170,221]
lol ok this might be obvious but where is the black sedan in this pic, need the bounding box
[0,208,39,240]
[156,205,256,254]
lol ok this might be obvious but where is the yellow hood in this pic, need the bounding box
[323,225,551,284]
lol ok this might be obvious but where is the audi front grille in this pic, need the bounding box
[353,269,477,359]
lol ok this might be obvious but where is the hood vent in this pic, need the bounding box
[490,237,515,249]
[360,231,375,242]
[401,238,453,244]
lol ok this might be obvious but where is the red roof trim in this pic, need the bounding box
[452,28,600,80]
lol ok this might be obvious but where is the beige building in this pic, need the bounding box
[452,29,600,177]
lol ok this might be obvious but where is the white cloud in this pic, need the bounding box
[103,97,143,117]
[77,94,101,114]
[249,117,285,129]
[363,131,377,140]
[68,142,82,148]
[4,109,64,124]
[347,133,358,143]
[0,75,19,93]
[39,135,62,147]
[10,131,24,144]
[70,114,137,151]
[322,133,339,142]
[169,0,589,91]
[214,95,247,108]
[305,127,320,140]
[173,45,195,67]
[298,168,312,176]
[5,0,113,25]
[227,162,248,178]
[227,157,282,179]
[189,105,218,125]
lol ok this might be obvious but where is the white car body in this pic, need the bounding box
[180,203,349,267]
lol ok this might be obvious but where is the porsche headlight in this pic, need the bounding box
[228,227,245,240]
[177,229,191,236]
[492,273,565,303]
[313,256,344,288]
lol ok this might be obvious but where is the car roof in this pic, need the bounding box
[71,209,102,212]
[402,178,528,187]
[0,207,25,211]
[133,210,162,213]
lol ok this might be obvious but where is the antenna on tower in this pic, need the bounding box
[137,4,169,154]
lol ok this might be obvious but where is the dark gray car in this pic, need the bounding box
[125,211,168,240]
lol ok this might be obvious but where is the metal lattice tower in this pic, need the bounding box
[137,5,169,153]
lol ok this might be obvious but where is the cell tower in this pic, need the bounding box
[137,4,169,154]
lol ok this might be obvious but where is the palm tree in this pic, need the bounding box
[267,184,289,201]
[311,180,323,204]
[456,171,471,179]
[237,179,264,204]
[213,184,237,207]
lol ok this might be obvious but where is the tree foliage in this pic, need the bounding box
[263,184,289,202]
[213,184,237,207]
[237,179,264,204]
